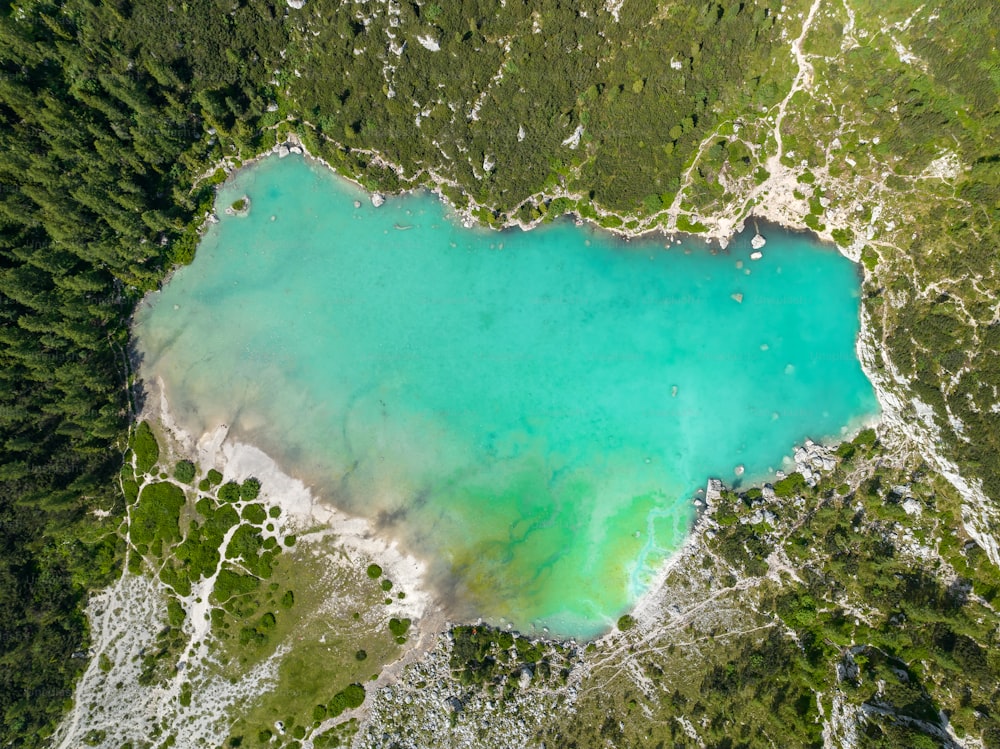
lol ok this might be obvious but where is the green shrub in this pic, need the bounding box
[773,473,807,499]
[242,503,266,525]
[218,482,241,503]
[240,478,261,501]
[173,460,196,484]
[861,246,879,271]
[853,428,877,449]
[381,579,393,591]
[214,568,260,602]
[835,441,856,461]
[328,694,347,717]
[167,598,186,628]
[131,482,186,547]
[831,227,855,247]
[122,478,139,503]
[389,617,411,637]
[206,469,223,487]
[133,421,160,475]
[617,614,637,631]
[366,563,382,578]
[342,683,365,709]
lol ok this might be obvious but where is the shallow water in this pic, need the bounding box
[134,155,878,637]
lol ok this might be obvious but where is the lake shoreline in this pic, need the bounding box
[192,132,850,259]
[137,148,883,642]
[144,377,437,628]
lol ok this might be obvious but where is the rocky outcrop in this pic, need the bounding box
[792,439,837,486]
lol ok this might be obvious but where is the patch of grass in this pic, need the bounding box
[831,227,855,247]
[677,215,708,233]
[222,536,404,747]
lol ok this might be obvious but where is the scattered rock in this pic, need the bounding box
[417,34,441,52]
[792,439,837,486]
[750,250,763,260]
[277,145,290,158]
[705,478,724,507]
[751,233,766,250]
[371,193,385,207]
[286,0,304,8]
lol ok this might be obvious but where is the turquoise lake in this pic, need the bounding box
[134,155,878,637]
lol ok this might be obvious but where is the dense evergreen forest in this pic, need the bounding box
[0,1,286,741]
[0,0,997,745]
